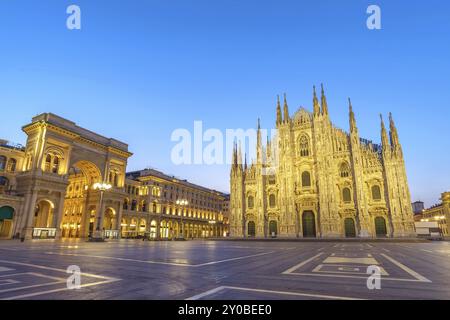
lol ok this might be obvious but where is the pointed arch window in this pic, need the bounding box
[340,162,350,178]
[299,136,310,157]
[302,171,311,188]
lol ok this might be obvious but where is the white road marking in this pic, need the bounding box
[281,253,324,274]
[186,285,365,300]
[322,257,379,265]
[287,272,429,282]
[0,260,121,300]
[0,267,14,272]
[312,264,389,276]
[0,279,19,286]
[44,251,275,267]
[420,249,433,253]
[380,253,431,283]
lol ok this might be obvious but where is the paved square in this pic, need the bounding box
[0,239,449,299]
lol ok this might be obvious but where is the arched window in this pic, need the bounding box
[45,154,52,172]
[7,158,16,172]
[123,199,129,210]
[0,156,6,171]
[340,162,350,178]
[269,194,276,207]
[301,171,311,187]
[52,156,59,173]
[372,185,382,201]
[152,202,157,213]
[342,187,352,203]
[131,200,137,211]
[247,196,254,209]
[142,201,147,212]
[114,174,119,187]
[299,136,310,157]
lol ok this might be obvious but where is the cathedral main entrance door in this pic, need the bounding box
[247,221,256,237]
[344,218,356,238]
[375,217,387,237]
[302,211,316,238]
[269,220,277,236]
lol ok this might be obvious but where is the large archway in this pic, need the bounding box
[34,200,54,228]
[62,160,102,239]
[0,206,14,238]
[302,211,316,238]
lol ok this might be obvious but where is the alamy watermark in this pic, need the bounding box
[366,265,381,290]
[66,4,81,30]
[367,5,381,30]
[67,265,81,289]
[170,121,279,174]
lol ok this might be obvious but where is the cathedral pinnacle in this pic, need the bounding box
[313,86,320,116]
[321,83,328,115]
[283,93,290,123]
[349,98,357,132]
[276,95,282,125]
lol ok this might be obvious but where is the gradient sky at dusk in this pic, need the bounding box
[0,0,449,207]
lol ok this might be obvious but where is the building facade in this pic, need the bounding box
[230,86,416,238]
[0,113,227,240]
[419,192,450,237]
[120,169,226,239]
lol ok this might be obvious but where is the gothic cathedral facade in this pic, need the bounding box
[230,85,416,238]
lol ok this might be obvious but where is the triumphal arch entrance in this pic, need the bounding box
[14,113,132,240]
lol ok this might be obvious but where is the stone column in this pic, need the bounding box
[53,193,65,239]
[22,191,38,240]
[117,202,123,239]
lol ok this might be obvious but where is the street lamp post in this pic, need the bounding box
[176,199,188,240]
[90,182,112,242]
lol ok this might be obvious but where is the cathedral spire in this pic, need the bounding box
[349,98,357,133]
[313,86,320,116]
[321,83,328,115]
[232,140,237,167]
[276,95,282,125]
[237,140,243,166]
[380,114,390,151]
[283,93,290,123]
[257,118,262,164]
[244,152,247,170]
[389,112,400,149]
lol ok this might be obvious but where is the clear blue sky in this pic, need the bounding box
[0,0,449,207]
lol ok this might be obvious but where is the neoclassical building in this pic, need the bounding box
[0,113,226,240]
[230,86,416,238]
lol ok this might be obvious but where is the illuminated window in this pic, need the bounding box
[7,158,16,172]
